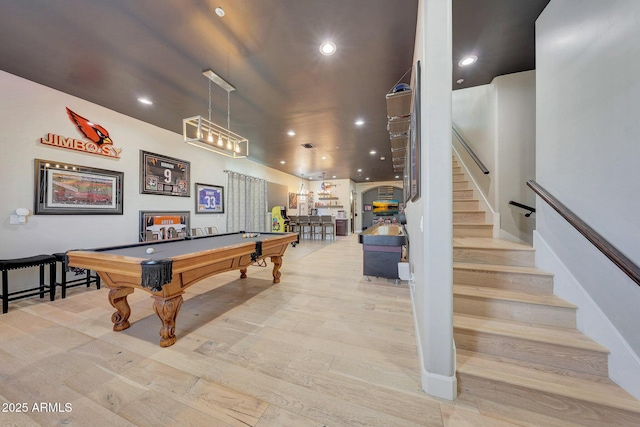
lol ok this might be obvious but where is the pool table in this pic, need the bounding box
[67,231,298,347]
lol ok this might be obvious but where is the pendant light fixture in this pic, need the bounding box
[183,69,249,158]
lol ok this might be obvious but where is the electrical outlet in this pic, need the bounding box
[10,214,19,225]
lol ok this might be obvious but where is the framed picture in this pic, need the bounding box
[410,60,421,202]
[195,183,224,214]
[288,192,298,209]
[140,150,190,197]
[403,136,411,203]
[139,210,190,242]
[34,159,123,215]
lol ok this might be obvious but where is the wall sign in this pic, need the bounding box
[39,108,122,159]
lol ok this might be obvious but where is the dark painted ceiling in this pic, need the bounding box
[0,0,548,183]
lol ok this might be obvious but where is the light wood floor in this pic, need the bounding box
[1,235,578,426]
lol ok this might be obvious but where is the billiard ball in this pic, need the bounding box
[146,247,155,254]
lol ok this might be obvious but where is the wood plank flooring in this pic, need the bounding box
[0,235,601,426]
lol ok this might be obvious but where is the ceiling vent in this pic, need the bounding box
[301,143,316,149]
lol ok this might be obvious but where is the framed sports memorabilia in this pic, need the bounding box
[139,210,190,241]
[34,158,123,215]
[140,150,190,197]
[409,60,421,202]
[195,183,224,214]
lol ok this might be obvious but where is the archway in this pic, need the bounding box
[361,186,403,229]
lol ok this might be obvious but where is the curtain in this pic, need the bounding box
[225,170,267,232]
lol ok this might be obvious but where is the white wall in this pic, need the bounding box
[452,84,496,206]
[494,71,537,244]
[0,71,303,259]
[536,0,640,396]
[405,0,455,400]
[452,71,537,244]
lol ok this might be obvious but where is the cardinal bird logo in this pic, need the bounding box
[66,107,113,147]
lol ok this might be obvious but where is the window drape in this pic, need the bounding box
[225,170,267,232]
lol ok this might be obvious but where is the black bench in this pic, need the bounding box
[53,253,101,299]
[0,255,57,314]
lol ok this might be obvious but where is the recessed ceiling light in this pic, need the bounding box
[332,175,336,178]
[365,177,370,181]
[215,7,225,17]
[287,130,296,136]
[280,160,286,164]
[395,175,400,179]
[321,156,327,160]
[137,97,153,105]
[370,150,376,155]
[355,119,365,126]
[456,79,464,84]
[319,41,336,56]
[357,169,362,172]
[380,156,386,161]
[458,55,477,67]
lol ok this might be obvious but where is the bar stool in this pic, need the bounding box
[298,215,310,239]
[309,215,323,239]
[321,215,335,240]
[288,215,298,233]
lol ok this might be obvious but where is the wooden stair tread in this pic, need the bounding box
[453,209,485,214]
[453,237,534,251]
[454,313,609,353]
[457,350,640,413]
[452,199,479,203]
[453,284,576,308]
[453,223,492,227]
[454,262,553,276]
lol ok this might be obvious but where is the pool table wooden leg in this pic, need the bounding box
[271,256,282,283]
[153,294,183,347]
[108,287,134,331]
[240,268,247,279]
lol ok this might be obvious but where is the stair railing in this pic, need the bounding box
[527,180,640,287]
[508,200,536,217]
[452,126,489,174]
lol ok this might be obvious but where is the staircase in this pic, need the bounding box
[452,155,640,426]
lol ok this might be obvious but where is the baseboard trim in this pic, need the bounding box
[409,288,458,401]
[534,231,640,400]
[422,364,458,401]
